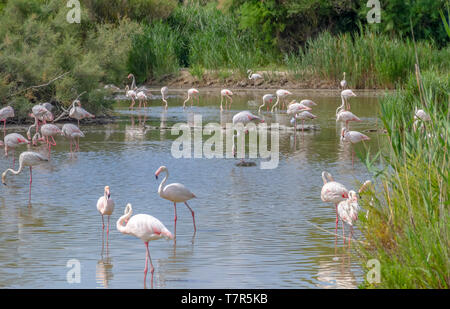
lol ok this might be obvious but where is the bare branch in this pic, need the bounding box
[7,72,70,99]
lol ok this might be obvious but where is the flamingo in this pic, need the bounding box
[220,89,233,111]
[125,85,137,110]
[287,101,312,131]
[271,89,292,112]
[258,94,275,113]
[247,70,263,88]
[161,86,169,109]
[97,186,115,243]
[30,104,53,134]
[116,203,173,288]
[2,151,48,203]
[299,99,317,108]
[62,123,84,155]
[232,111,264,162]
[292,111,317,133]
[136,90,149,109]
[341,128,370,167]
[321,171,349,236]
[336,98,361,129]
[2,133,29,167]
[340,72,347,89]
[69,100,95,127]
[337,190,359,245]
[0,106,14,135]
[341,89,356,111]
[413,107,431,132]
[40,124,63,158]
[183,88,199,109]
[155,165,196,239]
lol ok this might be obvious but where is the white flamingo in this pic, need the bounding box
[247,70,263,87]
[69,100,95,126]
[155,166,196,239]
[337,190,359,245]
[0,106,14,135]
[220,89,233,111]
[232,111,264,162]
[321,171,349,235]
[341,128,370,167]
[258,94,275,113]
[116,203,173,288]
[62,123,84,155]
[271,89,292,112]
[183,88,199,108]
[292,111,317,132]
[341,89,356,111]
[97,186,115,242]
[2,151,48,203]
[340,72,347,89]
[136,91,149,109]
[125,85,137,110]
[40,124,63,158]
[161,86,169,109]
[413,107,431,132]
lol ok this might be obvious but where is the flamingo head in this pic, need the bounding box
[155,165,167,179]
[127,73,133,79]
[104,186,111,199]
[342,191,349,199]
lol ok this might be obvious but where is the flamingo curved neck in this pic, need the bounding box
[116,206,132,233]
[158,170,169,196]
[130,75,136,89]
[336,96,346,115]
[248,71,252,79]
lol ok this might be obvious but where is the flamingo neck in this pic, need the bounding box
[3,160,24,183]
[158,170,169,196]
[116,205,132,234]
[248,71,252,79]
[336,96,346,115]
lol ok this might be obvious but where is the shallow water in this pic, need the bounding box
[0,90,385,288]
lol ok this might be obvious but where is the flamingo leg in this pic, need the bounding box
[106,215,110,244]
[335,204,339,235]
[144,242,154,288]
[349,226,353,246]
[102,215,104,231]
[220,96,223,111]
[173,202,177,240]
[29,166,32,204]
[342,221,345,245]
[184,201,196,233]
[352,147,355,168]
[3,120,5,136]
[51,136,56,146]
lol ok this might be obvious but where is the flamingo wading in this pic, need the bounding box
[97,186,115,243]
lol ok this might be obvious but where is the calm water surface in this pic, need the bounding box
[0,89,386,288]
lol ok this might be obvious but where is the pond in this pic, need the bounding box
[0,89,385,288]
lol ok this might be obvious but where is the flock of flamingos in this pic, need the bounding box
[0,70,431,287]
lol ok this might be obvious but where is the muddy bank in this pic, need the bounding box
[148,69,392,94]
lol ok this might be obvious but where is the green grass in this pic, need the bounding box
[357,70,449,288]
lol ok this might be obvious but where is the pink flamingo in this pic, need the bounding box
[30,104,53,134]
[0,106,14,136]
[69,100,95,127]
[39,124,63,158]
[299,99,317,108]
[337,190,359,245]
[116,203,173,288]
[125,85,137,110]
[2,151,48,203]
[287,102,312,131]
[155,165,196,239]
[2,133,30,167]
[136,90,149,109]
[183,88,199,108]
[271,89,292,112]
[62,123,84,155]
[321,171,349,236]
[258,94,275,113]
[340,128,370,167]
[232,111,264,162]
[220,89,233,111]
[161,86,169,109]
[97,186,115,243]
[341,89,356,110]
[336,96,361,129]
[293,111,317,133]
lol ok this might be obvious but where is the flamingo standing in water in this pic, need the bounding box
[2,151,48,203]
[340,72,347,89]
[232,111,264,163]
[161,86,169,109]
[271,89,292,112]
[341,89,356,111]
[292,111,317,132]
[39,124,63,158]
[337,190,360,245]
[287,101,312,131]
[62,123,84,155]
[97,186,115,243]
[136,90,150,109]
[30,104,53,135]
[0,106,14,136]
[2,133,29,167]
[155,165,196,239]
[299,99,317,108]
[116,203,173,288]
[125,85,137,110]
[321,171,349,235]
[341,128,370,167]
[258,94,275,113]
[69,100,95,127]
[247,70,263,88]
[220,89,233,111]
[183,88,199,108]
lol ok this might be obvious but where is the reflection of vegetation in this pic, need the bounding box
[358,70,449,288]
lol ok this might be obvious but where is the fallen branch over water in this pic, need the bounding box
[7,72,70,99]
